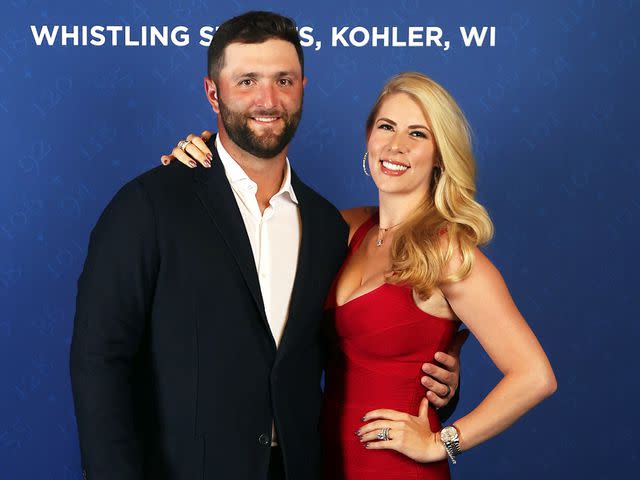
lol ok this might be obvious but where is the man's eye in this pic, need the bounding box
[238,79,253,86]
[279,78,292,86]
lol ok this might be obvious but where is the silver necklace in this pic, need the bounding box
[376,220,404,247]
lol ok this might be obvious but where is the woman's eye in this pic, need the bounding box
[411,131,427,138]
[378,123,393,131]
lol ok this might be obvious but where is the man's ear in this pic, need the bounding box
[204,77,220,113]
[302,76,308,88]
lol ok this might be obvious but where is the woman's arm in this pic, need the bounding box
[358,247,556,462]
[439,247,557,451]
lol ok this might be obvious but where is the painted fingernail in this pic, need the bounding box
[364,443,370,448]
[354,429,360,435]
[206,153,213,161]
[361,416,366,421]
[189,160,197,168]
[204,159,212,168]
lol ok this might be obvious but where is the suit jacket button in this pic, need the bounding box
[258,433,270,446]
[82,469,87,480]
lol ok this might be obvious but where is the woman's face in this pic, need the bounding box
[367,92,437,198]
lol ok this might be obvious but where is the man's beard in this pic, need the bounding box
[218,96,302,159]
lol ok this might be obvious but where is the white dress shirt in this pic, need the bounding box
[216,137,301,445]
[216,136,301,346]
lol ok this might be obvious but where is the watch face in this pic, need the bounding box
[441,426,456,442]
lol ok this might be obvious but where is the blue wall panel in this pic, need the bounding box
[1,1,638,478]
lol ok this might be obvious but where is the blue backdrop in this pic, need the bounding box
[1,1,638,478]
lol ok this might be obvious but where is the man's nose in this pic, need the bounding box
[255,83,276,109]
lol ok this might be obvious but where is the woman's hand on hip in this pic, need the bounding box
[357,398,447,463]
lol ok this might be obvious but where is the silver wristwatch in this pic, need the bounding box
[440,425,462,464]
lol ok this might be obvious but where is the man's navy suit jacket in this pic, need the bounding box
[70,137,349,480]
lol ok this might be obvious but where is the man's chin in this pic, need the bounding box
[241,135,287,159]
[248,132,287,156]
[251,144,287,159]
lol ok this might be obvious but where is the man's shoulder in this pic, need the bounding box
[133,161,194,193]
[99,162,194,221]
[292,173,344,224]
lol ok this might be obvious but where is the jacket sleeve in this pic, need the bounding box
[69,179,158,480]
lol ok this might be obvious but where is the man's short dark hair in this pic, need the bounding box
[207,11,304,81]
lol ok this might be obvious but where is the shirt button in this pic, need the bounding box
[258,433,270,446]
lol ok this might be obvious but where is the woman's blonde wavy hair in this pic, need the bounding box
[366,72,494,298]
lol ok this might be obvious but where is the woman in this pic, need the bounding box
[162,72,556,479]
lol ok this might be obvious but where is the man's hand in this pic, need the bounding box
[420,329,469,408]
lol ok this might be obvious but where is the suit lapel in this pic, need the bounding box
[275,170,315,362]
[192,137,271,338]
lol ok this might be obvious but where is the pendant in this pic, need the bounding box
[376,239,383,247]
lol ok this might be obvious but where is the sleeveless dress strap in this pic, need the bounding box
[348,214,378,251]
[324,213,378,310]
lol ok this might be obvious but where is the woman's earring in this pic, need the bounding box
[362,152,370,177]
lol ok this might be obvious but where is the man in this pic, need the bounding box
[70,11,464,480]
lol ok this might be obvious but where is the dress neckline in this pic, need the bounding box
[335,215,386,308]
[331,214,458,324]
